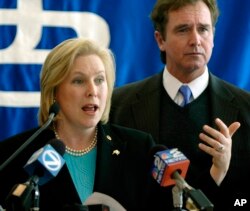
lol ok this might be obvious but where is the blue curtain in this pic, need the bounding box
[0,0,249,141]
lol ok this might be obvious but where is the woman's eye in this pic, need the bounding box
[95,77,105,84]
[73,79,83,84]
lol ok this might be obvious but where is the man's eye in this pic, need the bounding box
[199,27,209,33]
[178,28,189,33]
[175,26,190,34]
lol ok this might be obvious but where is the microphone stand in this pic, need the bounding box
[184,189,214,211]
[172,185,186,211]
[172,172,214,211]
[0,113,55,171]
[6,175,40,211]
[30,176,40,211]
[0,103,59,172]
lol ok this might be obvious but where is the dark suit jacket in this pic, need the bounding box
[110,71,250,210]
[0,123,155,211]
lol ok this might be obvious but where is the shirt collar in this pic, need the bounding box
[162,66,209,100]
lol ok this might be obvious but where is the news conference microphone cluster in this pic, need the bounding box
[0,103,63,210]
[152,146,214,211]
[0,102,213,210]
[0,103,119,211]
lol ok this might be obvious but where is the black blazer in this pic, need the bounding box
[110,71,250,210]
[0,123,155,211]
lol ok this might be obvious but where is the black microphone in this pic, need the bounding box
[0,102,60,172]
[5,139,65,211]
[151,145,214,211]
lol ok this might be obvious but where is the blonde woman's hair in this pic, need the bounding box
[38,38,116,125]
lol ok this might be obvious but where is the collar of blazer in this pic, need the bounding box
[126,71,241,142]
[46,123,126,203]
[93,123,126,193]
[207,72,240,127]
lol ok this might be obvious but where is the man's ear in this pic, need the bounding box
[154,31,165,51]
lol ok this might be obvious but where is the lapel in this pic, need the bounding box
[51,124,126,197]
[209,73,240,127]
[37,130,83,205]
[131,73,162,143]
[129,72,241,139]
[40,124,127,205]
[94,124,126,192]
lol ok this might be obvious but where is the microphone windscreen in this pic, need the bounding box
[48,139,65,156]
[49,102,60,116]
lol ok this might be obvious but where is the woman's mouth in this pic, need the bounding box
[82,104,98,112]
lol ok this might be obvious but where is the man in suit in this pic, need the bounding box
[110,0,250,210]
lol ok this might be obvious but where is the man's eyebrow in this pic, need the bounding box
[173,24,190,31]
[173,23,211,31]
[198,23,211,28]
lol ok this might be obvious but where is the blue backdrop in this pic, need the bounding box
[0,0,250,141]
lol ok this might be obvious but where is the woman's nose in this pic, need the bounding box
[87,82,97,97]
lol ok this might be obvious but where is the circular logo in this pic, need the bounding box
[42,149,62,171]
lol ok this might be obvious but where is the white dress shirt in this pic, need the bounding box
[162,66,209,106]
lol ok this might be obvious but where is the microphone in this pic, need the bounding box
[0,102,60,172]
[151,145,190,210]
[23,138,65,185]
[5,139,65,211]
[151,145,214,211]
[151,146,190,187]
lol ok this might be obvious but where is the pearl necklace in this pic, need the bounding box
[53,125,98,156]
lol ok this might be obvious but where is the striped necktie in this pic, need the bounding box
[179,85,192,107]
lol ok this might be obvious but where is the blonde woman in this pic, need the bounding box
[0,38,156,210]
